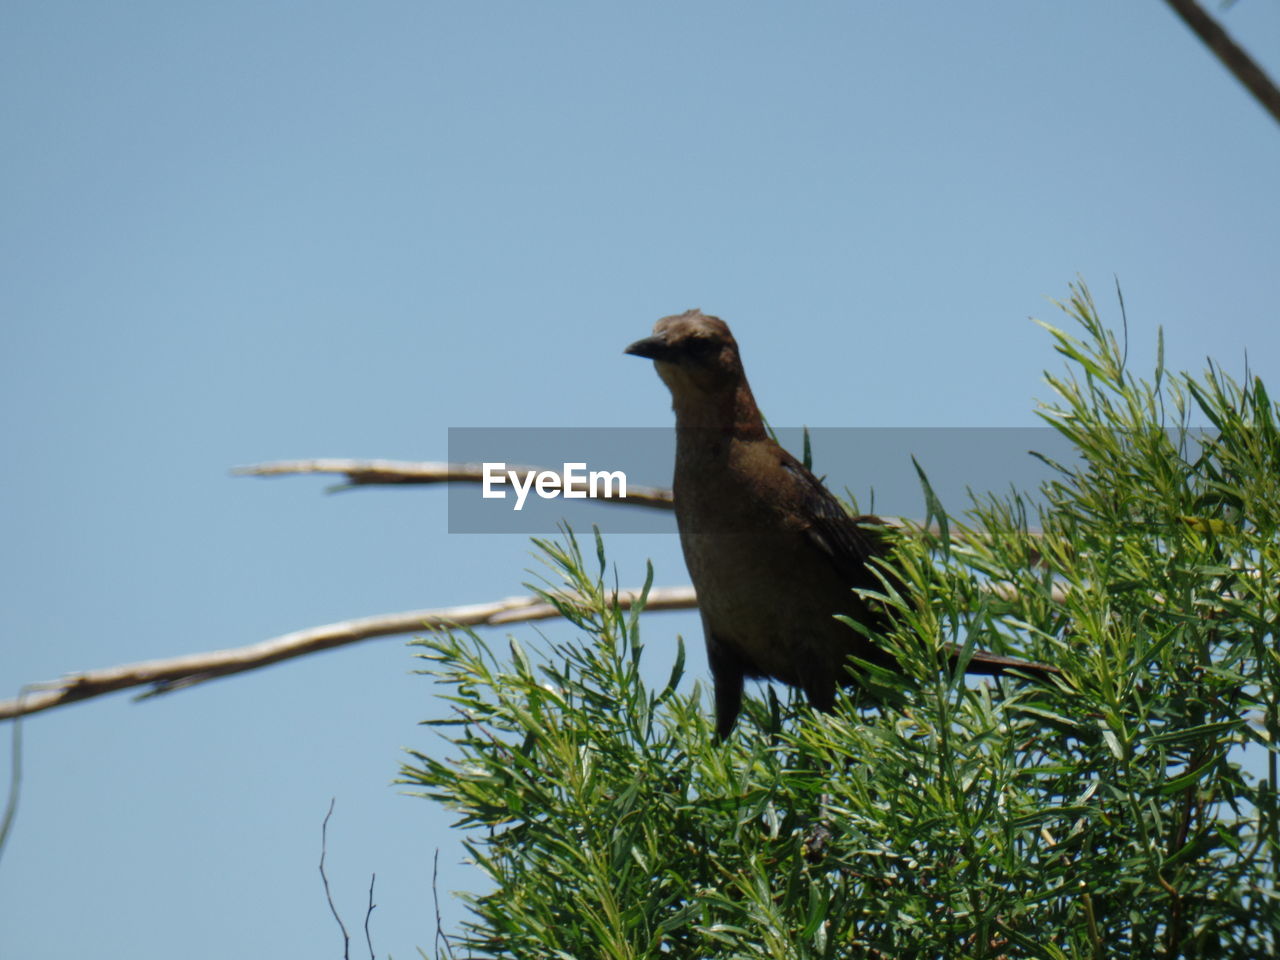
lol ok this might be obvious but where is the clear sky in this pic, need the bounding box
[3,2,1278,956]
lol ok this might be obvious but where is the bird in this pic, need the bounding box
[625,309,1057,739]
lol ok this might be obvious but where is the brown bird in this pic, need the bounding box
[626,309,1056,739]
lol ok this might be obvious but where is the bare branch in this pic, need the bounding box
[231,460,1049,565]
[433,849,456,960]
[234,460,1042,558]
[0,587,698,721]
[0,574,1075,723]
[320,799,351,960]
[235,459,675,510]
[1164,0,1280,126]
[364,873,376,960]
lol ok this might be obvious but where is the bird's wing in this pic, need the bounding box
[779,452,893,590]
[780,451,1059,678]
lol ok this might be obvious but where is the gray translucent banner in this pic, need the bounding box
[444,426,1177,533]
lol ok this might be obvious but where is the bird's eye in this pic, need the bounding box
[686,337,718,357]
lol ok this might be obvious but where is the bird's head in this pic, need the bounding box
[625,309,748,402]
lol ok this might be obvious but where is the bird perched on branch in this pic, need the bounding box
[626,309,1057,739]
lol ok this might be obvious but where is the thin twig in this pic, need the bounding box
[364,873,377,960]
[235,459,675,510]
[433,848,456,960]
[320,799,351,960]
[1163,0,1280,125]
[0,587,698,721]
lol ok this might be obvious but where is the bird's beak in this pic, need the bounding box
[624,334,672,361]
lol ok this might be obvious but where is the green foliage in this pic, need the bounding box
[400,284,1279,958]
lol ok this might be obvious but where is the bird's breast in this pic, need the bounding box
[672,446,872,684]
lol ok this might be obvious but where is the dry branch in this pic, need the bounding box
[1163,0,1280,125]
[0,587,698,721]
[0,576,1071,722]
[231,460,1036,553]
[234,459,675,509]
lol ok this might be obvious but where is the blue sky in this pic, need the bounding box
[3,2,1279,956]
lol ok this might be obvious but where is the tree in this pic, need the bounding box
[402,285,1279,958]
